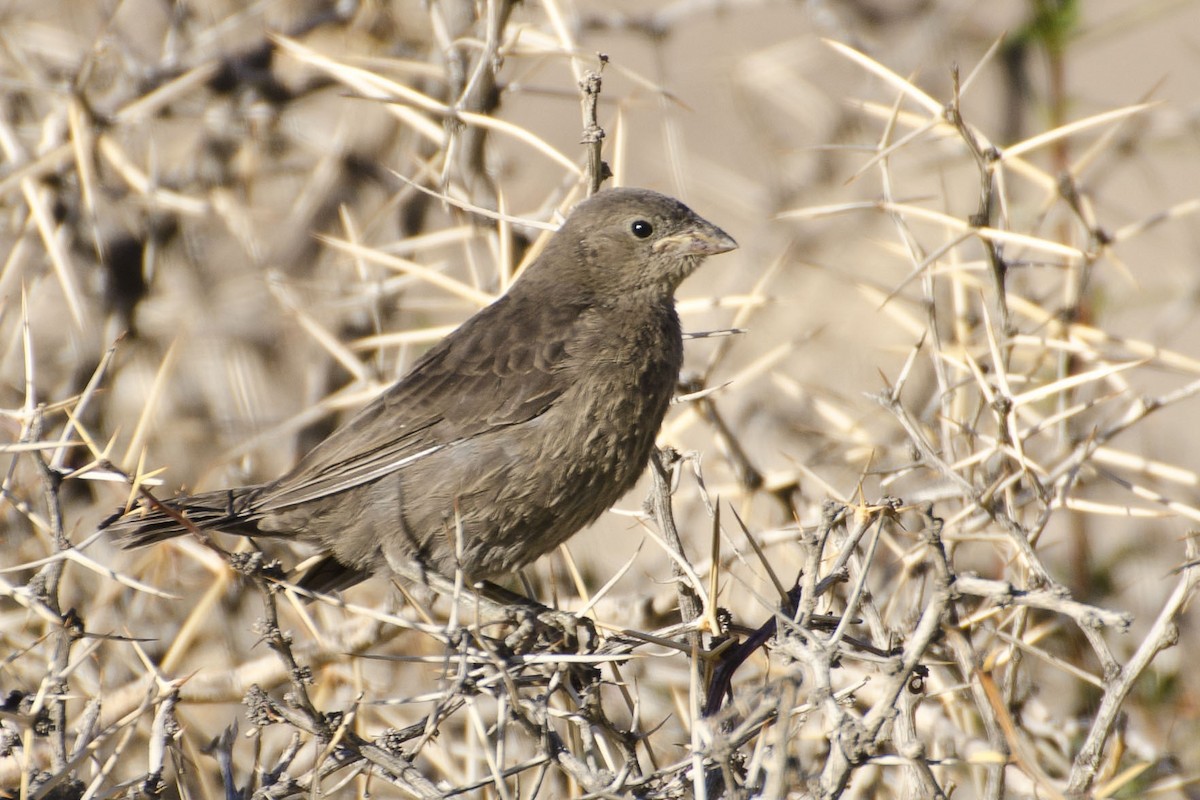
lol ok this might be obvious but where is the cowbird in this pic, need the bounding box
[104,188,737,593]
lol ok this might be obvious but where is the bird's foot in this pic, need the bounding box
[503,606,597,655]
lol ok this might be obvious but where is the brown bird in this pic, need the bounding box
[103,188,737,593]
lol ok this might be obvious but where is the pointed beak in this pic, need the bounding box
[653,221,738,257]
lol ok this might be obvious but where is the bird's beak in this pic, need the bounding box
[653,222,738,257]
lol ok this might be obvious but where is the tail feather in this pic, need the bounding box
[102,487,263,548]
[103,485,374,596]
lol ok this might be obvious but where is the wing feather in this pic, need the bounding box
[255,293,584,512]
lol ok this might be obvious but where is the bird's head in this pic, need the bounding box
[529,188,737,300]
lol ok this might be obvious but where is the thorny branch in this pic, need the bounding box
[3,6,1199,800]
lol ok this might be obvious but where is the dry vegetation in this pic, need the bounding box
[3,1,1200,798]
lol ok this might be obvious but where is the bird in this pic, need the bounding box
[103,188,737,594]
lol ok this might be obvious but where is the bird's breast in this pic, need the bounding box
[550,302,682,498]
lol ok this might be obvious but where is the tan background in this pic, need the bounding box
[4,0,1200,797]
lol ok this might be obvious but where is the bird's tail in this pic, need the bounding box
[101,487,264,548]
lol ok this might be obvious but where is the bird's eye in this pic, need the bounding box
[631,220,654,239]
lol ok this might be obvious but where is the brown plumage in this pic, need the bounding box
[103,188,737,592]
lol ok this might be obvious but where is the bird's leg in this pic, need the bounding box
[384,555,596,654]
[470,580,596,655]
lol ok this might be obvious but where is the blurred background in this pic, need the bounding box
[4,0,1200,797]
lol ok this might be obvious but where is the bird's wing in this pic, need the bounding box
[254,294,584,512]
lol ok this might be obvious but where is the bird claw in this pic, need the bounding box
[503,607,597,655]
